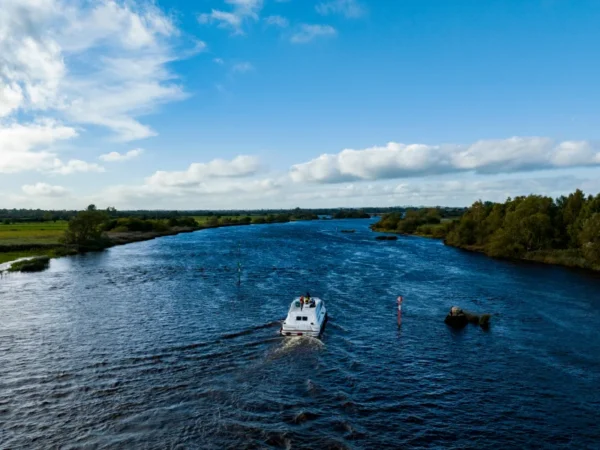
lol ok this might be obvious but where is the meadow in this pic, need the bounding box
[0,222,68,264]
[0,221,68,246]
[0,213,318,266]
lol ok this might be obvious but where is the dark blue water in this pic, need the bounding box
[1,219,600,449]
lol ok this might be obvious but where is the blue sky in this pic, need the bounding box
[1,0,600,209]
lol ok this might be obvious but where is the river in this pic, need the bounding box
[1,219,599,449]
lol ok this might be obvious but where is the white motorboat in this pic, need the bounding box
[280,297,327,337]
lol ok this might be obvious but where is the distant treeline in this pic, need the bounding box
[374,190,600,270]
[372,208,450,237]
[332,210,371,219]
[0,206,466,223]
[103,217,198,233]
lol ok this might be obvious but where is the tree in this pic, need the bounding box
[561,189,586,246]
[424,208,442,224]
[62,208,109,249]
[580,213,600,265]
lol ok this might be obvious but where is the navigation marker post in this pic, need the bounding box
[397,296,403,326]
[236,243,242,286]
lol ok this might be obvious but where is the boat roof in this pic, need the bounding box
[292,296,321,303]
[288,297,322,312]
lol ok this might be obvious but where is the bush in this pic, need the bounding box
[9,256,50,272]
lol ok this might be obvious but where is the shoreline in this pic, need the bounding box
[371,227,600,273]
[0,219,319,270]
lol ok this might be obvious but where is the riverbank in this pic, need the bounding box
[451,244,600,272]
[371,226,600,272]
[0,218,319,271]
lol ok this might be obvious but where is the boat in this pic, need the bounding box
[280,297,327,337]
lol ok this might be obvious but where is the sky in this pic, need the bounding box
[1,0,600,210]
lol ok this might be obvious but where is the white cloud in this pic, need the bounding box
[316,0,365,18]
[146,155,262,188]
[96,155,276,208]
[0,0,192,142]
[0,120,102,174]
[0,83,24,117]
[93,171,598,210]
[199,0,263,35]
[52,160,105,175]
[290,138,600,183]
[22,183,69,197]
[291,24,337,44]
[264,15,289,28]
[199,10,243,30]
[551,141,600,167]
[99,148,144,162]
[213,58,225,64]
[231,62,254,73]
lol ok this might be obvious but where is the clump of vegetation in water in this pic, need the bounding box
[9,256,50,272]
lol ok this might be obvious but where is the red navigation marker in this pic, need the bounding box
[397,296,403,326]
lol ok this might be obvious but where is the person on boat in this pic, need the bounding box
[300,296,304,310]
[305,292,311,302]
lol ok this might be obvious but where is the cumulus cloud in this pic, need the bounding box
[290,24,337,43]
[22,183,69,197]
[199,0,263,35]
[99,148,144,162]
[264,15,289,28]
[290,138,600,183]
[97,155,278,209]
[146,155,261,188]
[0,120,103,174]
[0,0,193,143]
[316,0,365,18]
[53,160,105,175]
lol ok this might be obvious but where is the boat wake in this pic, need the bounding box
[270,336,325,358]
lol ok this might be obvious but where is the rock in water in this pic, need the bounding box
[444,306,468,329]
[445,306,492,329]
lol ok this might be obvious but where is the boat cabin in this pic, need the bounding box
[281,297,327,337]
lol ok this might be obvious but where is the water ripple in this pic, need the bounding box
[1,219,600,448]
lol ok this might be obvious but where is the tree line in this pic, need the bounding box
[57,206,322,250]
[0,206,467,223]
[373,190,600,269]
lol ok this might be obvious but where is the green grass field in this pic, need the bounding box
[0,221,67,246]
[0,222,68,264]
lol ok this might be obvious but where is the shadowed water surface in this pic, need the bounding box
[1,219,600,449]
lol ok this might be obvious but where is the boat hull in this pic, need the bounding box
[280,312,328,338]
